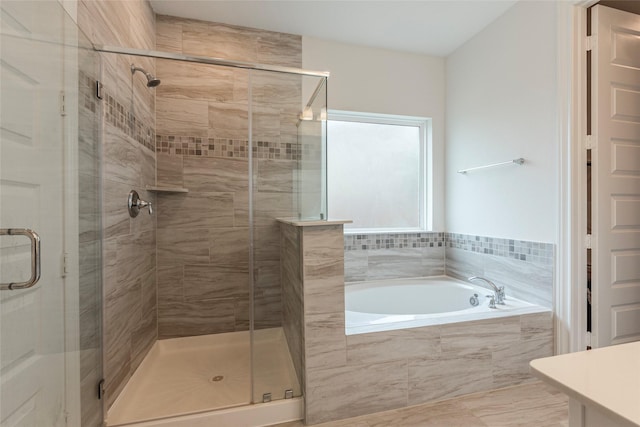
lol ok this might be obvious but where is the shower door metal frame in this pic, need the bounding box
[94,45,330,78]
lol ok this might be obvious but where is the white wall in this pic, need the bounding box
[303,37,446,231]
[445,1,558,242]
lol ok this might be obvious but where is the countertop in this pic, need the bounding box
[530,341,640,427]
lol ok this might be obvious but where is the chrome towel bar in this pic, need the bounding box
[457,158,525,174]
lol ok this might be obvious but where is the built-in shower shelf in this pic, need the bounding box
[145,186,189,193]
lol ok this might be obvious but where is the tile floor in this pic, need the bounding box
[273,380,568,427]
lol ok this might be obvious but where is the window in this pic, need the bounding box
[327,111,430,232]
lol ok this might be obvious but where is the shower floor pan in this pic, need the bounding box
[107,327,302,426]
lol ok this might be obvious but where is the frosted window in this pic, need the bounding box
[328,114,426,231]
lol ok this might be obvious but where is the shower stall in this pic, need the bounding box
[0,2,328,426]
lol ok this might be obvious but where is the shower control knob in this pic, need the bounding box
[127,190,153,217]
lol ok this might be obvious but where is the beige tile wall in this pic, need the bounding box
[154,15,303,337]
[281,222,554,425]
[77,0,157,410]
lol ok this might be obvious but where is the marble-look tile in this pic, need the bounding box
[253,259,282,328]
[103,125,143,186]
[233,190,250,227]
[256,32,302,68]
[255,159,295,193]
[156,15,183,53]
[252,72,302,110]
[254,192,295,226]
[304,312,347,371]
[209,227,249,268]
[521,311,554,341]
[422,246,446,275]
[103,276,139,407]
[79,173,100,243]
[182,21,258,62]
[157,192,234,229]
[252,106,282,142]
[183,156,248,193]
[159,298,237,338]
[367,401,486,427]
[445,247,485,280]
[102,237,119,300]
[140,267,157,316]
[440,315,521,354]
[346,327,441,364]
[491,337,553,388]
[156,96,209,137]
[304,276,345,318]
[157,265,183,302]
[485,254,554,308]
[305,360,408,425]
[254,224,281,263]
[366,248,431,280]
[234,298,250,331]
[157,60,235,102]
[157,227,210,266]
[208,101,249,139]
[183,264,249,300]
[471,385,567,427]
[344,251,368,283]
[280,224,301,282]
[271,381,567,427]
[302,225,344,279]
[156,153,183,188]
[116,230,155,286]
[124,0,155,51]
[130,306,156,373]
[408,350,493,406]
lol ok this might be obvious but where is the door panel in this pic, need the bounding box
[0,2,67,426]
[592,5,640,347]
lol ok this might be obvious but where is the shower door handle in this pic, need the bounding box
[0,228,41,290]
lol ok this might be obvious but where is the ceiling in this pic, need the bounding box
[149,1,518,57]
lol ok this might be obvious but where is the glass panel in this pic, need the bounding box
[297,77,328,221]
[0,1,102,426]
[250,69,307,404]
[74,22,104,427]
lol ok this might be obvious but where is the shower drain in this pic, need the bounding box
[211,375,224,382]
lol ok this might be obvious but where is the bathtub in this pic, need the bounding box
[345,276,548,335]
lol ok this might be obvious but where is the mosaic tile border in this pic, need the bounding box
[446,233,554,265]
[345,231,554,265]
[103,91,155,152]
[80,73,98,116]
[155,134,322,161]
[344,232,445,251]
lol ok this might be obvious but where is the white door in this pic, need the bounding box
[0,2,68,425]
[592,5,640,348]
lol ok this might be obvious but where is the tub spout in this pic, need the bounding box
[468,276,505,305]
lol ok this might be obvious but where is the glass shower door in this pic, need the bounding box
[0,2,102,426]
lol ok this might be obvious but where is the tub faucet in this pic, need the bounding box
[468,276,505,305]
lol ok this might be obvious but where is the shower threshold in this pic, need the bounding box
[107,328,302,427]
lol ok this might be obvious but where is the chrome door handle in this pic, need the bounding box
[0,228,41,290]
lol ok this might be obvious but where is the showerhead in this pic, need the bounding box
[131,64,161,88]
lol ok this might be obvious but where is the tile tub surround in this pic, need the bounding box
[78,0,158,409]
[345,231,554,308]
[344,232,445,282]
[155,16,305,335]
[281,222,554,425]
[445,233,555,308]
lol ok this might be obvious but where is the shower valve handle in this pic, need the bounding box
[137,199,153,215]
[127,190,153,217]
